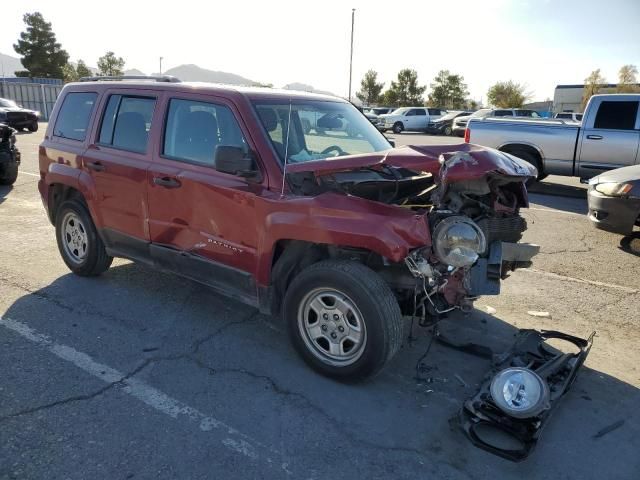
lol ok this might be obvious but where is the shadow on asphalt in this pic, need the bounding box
[0,185,12,205]
[3,261,638,478]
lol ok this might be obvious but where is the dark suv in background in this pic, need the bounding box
[0,97,40,132]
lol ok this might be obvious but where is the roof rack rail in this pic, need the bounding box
[79,75,181,83]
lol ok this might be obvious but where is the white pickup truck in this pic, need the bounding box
[466,94,640,180]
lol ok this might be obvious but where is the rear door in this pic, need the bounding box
[407,108,427,130]
[577,97,640,178]
[146,93,264,304]
[82,89,159,251]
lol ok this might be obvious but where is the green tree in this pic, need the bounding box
[356,70,384,106]
[382,69,426,107]
[617,64,639,93]
[428,70,468,109]
[62,63,79,83]
[13,12,69,78]
[76,60,91,78]
[582,69,607,109]
[97,51,125,76]
[486,81,529,108]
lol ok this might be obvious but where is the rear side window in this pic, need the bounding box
[494,110,512,117]
[594,101,639,130]
[98,95,156,153]
[414,109,426,116]
[53,92,98,141]
[428,108,441,115]
[163,98,247,167]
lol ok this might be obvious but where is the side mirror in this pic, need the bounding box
[215,145,259,179]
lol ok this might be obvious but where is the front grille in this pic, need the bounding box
[477,215,527,244]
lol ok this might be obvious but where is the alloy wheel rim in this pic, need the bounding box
[298,288,367,366]
[62,212,89,264]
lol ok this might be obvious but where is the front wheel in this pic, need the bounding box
[284,260,403,382]
[28,121,38,132]
[0,163,18,185]
[55,198,113,276]
[444,125,452,136]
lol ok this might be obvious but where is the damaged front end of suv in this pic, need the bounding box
[286,144,540,323]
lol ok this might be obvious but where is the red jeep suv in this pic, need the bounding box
[39,76,538,380]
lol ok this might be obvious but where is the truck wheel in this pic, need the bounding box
[392,122,404,134]
[284,260,403,382]
[509,149,547,183]
[0,163,19,185]
[28,121,39,132]
[55,198,113,276]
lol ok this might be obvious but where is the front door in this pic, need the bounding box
[578,98,640,178]
[82,90,159,248]
[146,94,264,304]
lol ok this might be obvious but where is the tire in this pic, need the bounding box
[55,198,113,276]
[444,126,452,136]
[508,149,547,183]
[28,121,38,132]
[392,122,404,134]
[0,163,18,185]
[283,260,403,382]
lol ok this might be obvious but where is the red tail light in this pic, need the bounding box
[464,127,470,143]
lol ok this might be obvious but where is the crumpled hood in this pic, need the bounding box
[286,144,538,187]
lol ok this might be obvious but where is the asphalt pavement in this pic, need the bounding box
[1,126,638,480]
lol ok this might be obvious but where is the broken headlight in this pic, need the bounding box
[490,367,550,418]
[432,216,486,267]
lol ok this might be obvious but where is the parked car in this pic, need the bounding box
[466,94,640,181]
[452,108,541,136]
[39,77,539,381]
[554,112,583,122]
[588,164,640,235]
[366,107,395,116]
[363,110,380,127]
[0,98,40,132]
[0,123,21,185]
[379,107,446,133]
[426,111,473,136]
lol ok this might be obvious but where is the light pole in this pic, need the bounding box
[159,57,163,75]
[348,8,355,102]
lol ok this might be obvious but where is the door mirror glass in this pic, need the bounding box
[215,145,257,178]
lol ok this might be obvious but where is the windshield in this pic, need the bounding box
[253,100,392,164]
[438,112,460,121]
[0,99,18,108]
[390,107,408,115]
[471,108,492,118]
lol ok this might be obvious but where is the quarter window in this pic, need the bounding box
[594,101,639,130]
[98,95,156,153]
[53,92,98,141]
[163,99,247,167]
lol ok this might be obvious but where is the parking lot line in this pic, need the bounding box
[527,207,584,217]
[19,171,39,177]
[522,268,639,294]
[0,316,287,474]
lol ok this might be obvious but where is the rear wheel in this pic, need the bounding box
[506,149,547,183]
[284,260,403,382]
[55,198,113,276]
[392,122,404,134]
[0,163,18,185]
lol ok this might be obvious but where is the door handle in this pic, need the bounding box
[86,161,105,172]
[586,135,603,140]
[153,176,181,188]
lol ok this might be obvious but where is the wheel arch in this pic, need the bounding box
[498,142,545,171]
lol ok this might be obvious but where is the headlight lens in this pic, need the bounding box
[593,182,632,197]
[490,368,549,418]
[432,216,486,267]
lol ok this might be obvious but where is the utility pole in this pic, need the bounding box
[348,8,355,102]
[159,57,163,75]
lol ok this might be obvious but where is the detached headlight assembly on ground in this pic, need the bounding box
[592,182,632,197]
[432,216,486,267]
[490,367,549,418]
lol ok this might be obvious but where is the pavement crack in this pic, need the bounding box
[0,358,153,423]
[191,309,261,355]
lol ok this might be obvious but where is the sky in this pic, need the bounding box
[1,0,639,102]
